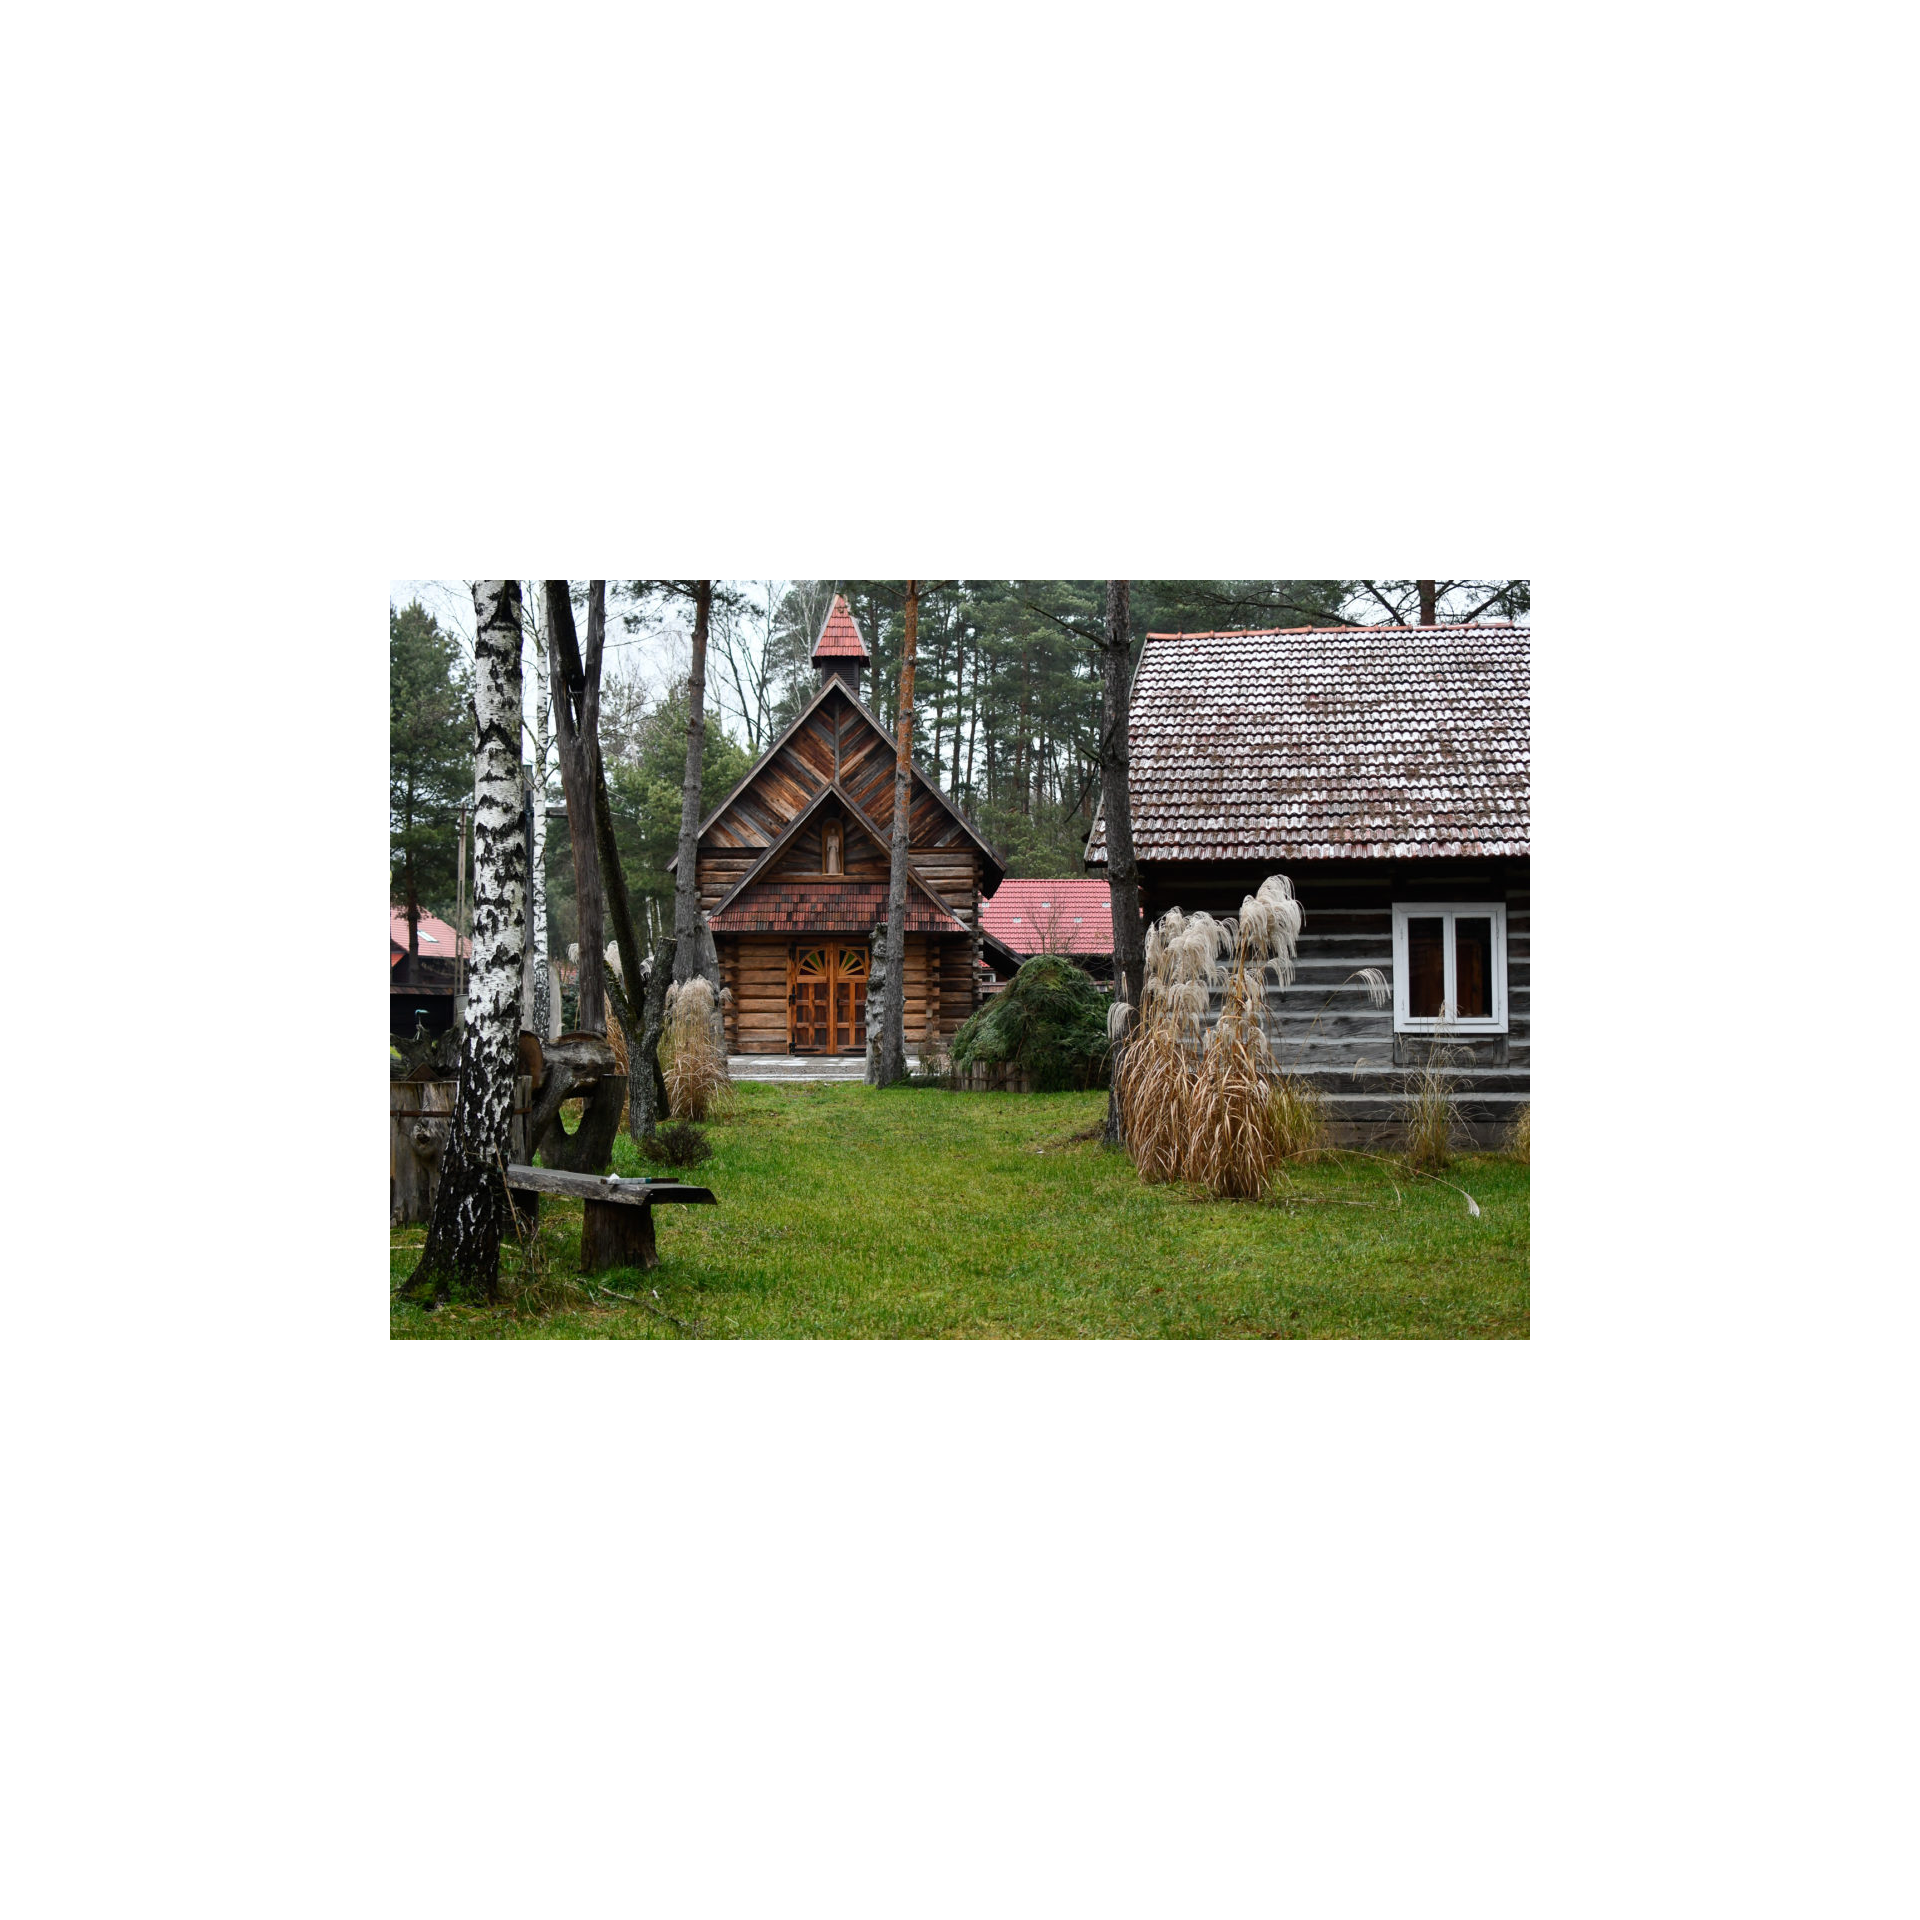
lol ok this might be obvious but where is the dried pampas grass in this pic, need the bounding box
[1116,874,1325,1198]
[1508,1103,1530,1164]
[662,977,733,1122]
[1402,1037,1463,1174]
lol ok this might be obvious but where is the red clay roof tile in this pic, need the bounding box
[811,593,871,661]
[709,879,965,936]
[981,879,1117,955]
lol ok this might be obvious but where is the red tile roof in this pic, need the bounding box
[389,906,467,958]
[982,879,1117,955]
[1087,624,1529,864]
[811,593,871,661]
[709,880,967,936]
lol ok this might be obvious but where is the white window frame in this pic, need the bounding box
[1391,902,1509,1033]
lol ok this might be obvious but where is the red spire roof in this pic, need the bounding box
[811,593,870,661]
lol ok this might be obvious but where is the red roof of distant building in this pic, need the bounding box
[709,879,966,937]
[981,879,1116,956]
[811,593,870,660]
[389,906,467,959]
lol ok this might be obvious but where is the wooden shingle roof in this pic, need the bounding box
[709,880,967,936]
[1087,624,1529,865]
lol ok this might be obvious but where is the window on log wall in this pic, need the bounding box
[1391,903,1508,1033]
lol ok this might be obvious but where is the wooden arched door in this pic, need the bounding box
[790,944,869,1054]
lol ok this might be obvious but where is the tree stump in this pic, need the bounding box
[579,1196,658,1273]
[539,1073,629,1173]
[526,1033,624,1173]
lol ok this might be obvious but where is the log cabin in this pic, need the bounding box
[1086,621,1529,1140]
[671,595,1006,1056]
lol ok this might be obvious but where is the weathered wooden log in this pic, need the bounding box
[526,1032,619,1163]
[540,1074,628,1173]
[579,1197,658,1272]
[391,1075,531,1225]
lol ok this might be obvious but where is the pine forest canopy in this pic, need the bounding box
[392,581,1532,949]
[612,579,1528,883]
[390,599,472,927]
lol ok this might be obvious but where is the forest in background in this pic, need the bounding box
[392,579,1531,958]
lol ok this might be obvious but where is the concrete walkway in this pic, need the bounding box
[728,1053,919,1083]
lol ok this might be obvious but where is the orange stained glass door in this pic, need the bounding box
[833,945,869,1053]
[791,948,833,1052]
[790,944,869,1054]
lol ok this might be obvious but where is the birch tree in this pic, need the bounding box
[527,588,558,1039]
[401,581,529,1306]
[867,578,920,1088]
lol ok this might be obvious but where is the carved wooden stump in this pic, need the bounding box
[390,1075,532,1226]
[527,1033,625,1174]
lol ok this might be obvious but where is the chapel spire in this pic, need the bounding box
[811,592,870,697]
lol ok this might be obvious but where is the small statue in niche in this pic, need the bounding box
[824,820,844,874]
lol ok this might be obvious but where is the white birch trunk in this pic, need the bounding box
[405,581,529,1303]
[525,591,555,1037]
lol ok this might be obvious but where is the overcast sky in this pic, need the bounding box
[391,579,704,771]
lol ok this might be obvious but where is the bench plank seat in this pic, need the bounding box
[503,1164,716,1206]
[501,1163,717,1275]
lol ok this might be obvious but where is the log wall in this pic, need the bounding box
[720,934,976,1054]
[1135,860,1529,1136]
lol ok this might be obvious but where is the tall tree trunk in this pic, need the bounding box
[1099,580,1146,1146]
[403,582,528,1305]
[593,747,650,1136]
[868,578,919,1087]
[545,580,607,1036]
[630,934,677,1141]
[404,780,420,982]
[529,600,555,1040]
[1418,579,1437,625]
[672,581,713,984]
[963,644,979,800]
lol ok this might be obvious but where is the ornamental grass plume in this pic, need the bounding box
[1402,1033,1464,1174]
[1115,878,1342,1197]
[662,977,732,1122]
[1508,1103,1530,1164]
[1188,876,1324,1197]
[1115,907,1220,1182]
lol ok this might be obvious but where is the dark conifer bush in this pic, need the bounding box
[949,954,1112,1092]
[646,1120,713,1167]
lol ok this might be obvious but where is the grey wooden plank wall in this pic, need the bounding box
[1208,898,1529,1124]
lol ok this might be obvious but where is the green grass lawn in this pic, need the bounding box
[389,1083,1528,1340]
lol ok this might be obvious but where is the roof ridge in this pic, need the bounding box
[1144,623,1528,637]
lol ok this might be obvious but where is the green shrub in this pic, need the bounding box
[949,954,1112,1092]
[645,1120,713,1167]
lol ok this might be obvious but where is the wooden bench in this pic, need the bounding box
[502,1164,716,1274]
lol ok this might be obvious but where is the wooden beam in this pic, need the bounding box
[503,1164,716,1206]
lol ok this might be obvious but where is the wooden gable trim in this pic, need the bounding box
[709,777,968,933]
[668,677,842,874]
[826,778,972,932]
[838,685,1004,886]
[708,782,843,918]
[669,677,1004,886]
